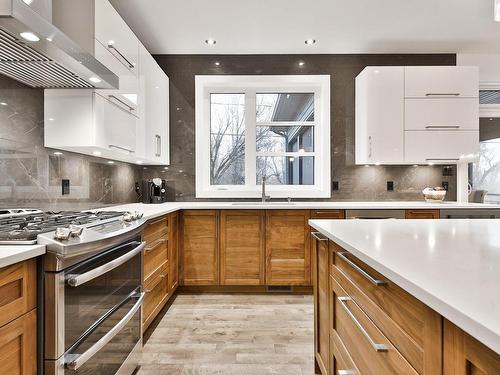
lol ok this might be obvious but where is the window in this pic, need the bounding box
[196,75,330,198]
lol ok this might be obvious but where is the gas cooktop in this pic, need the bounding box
[0,210,138,244]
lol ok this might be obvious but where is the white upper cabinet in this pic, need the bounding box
[356,66,479,165]
[355,67,404,164]
[138,43,170,165]
[405,66,479,98]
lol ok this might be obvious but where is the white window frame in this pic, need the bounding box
[195,75,331,198]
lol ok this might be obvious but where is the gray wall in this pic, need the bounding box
[0,76,142,210]
[145,54,458,201]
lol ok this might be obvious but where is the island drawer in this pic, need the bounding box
[330,275,418,375]
[330,242,442,374]
[331,328,360,375]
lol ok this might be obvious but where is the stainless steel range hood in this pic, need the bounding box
[0,0,119,88]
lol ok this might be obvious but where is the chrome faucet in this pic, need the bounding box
[261,176,270,203]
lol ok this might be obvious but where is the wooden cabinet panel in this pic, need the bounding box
[310,210,345,219]
[331,242,442,374]
[144,216,169,285]
[312,233,330,375]
[169,212,179,293]
[331,329,361,375]
[143,265,169,331]
[220,210,265,285]
[331,275,418,375]
[181,210,219,285]
[0,309,36,375]
[0,259,36,328]
[266,210,311,285]
[444,320,500,375]
[405,209,440,219]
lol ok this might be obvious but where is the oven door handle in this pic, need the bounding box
[66,291,145,371]
[66,241,146,287]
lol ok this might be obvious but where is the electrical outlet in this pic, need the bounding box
[62,179,70,195]
[332,181,339,191]
[387,181,394,191]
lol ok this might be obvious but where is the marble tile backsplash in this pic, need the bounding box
[0,76,142,210]
[146,54,458,201]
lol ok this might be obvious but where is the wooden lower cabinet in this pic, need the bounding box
[312,231,330,375]
[181,210,219,285]
[444,320,500,375]
[169,211,180,293]
[266,210,311,285]
[405,209,440,219]
[0,259,37,375]
[219,210,265,285]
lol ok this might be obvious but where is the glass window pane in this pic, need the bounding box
[256,156,314,185]
[256,93,314,122]
[256,126,314,153]
[210,93,245,185]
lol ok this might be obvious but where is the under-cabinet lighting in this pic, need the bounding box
[428,162,435,166]
[375,162,380,166]
[20,32,40,42]
[92,151,101,156]
[53,151,63,156]
[0,102,7,106]
[214,61,220,66]
[46,37,53,42]
[107,161,114,164]
[298,61,305,66]
[137,161,143,164]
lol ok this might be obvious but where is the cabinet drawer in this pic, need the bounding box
[404,130,479,163]
[405,66,478,98]
[143,269,169,330]
[94,0,139,76]
[144,216,169,243]
[0,259,36,328]
[144,237,168,284]
[331,244,442,374]
[405,98,478,131]
[331,276,418,375]
[311,210,345,219]
[0,309,36,375]
[331,329,360,375]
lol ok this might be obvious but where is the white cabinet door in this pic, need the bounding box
[139,43,169,165]
[94,0,139,76]
[94,40,139,114]
[405,66,478,98]
[94,93,137,156]
[404,130,479,163]
[405,98,479,130]
[355,66,404,164]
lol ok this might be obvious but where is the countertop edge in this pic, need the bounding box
[308,219,500,355]
[0,244,46,268]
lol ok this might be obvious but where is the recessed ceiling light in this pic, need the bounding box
[214,61,220,66]
[22,0,34,4]
[107,161,114,164]
[205,39,216,45]
[46,37,53,42]
[48,118,54,121]
[20,32,40,42]
[298,61,305,66]
[53,151,63,156]
[164,166,169,170]
[89,77,101,84]
[305,39,316,45]
[92,151,101,156]
[495,0,500,21]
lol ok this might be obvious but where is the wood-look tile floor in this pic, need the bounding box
[138,294,314,375]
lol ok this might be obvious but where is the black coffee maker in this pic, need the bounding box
[142,178,168,204]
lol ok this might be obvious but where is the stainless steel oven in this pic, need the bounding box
[40,215,146,375]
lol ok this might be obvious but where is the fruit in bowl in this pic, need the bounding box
[422,187,447,202]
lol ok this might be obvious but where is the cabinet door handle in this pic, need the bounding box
[338,296,388,352]
[425,158,460,162]
[311,231,328,241]
[145,238,167,253]
[108,95,135,112]
[368,136,372,158]
[425,125,460,130]
[425,93,460,97]
[337,252,387,286]
[109,144,135,154]
[338,371,357,375]
[155,134,161,157]
[107,43,135,69]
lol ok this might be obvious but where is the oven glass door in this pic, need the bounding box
[64,238,143,351]
[63,289,143,375]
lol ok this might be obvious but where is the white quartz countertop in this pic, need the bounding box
[308,218,500,355]
[0,244,45,268]
[99,201,499,221]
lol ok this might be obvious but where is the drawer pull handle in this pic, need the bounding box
[108,95,135,112]
[145,238,167,253]
[337,252,387,286]
[338,296,388,352]
[107,43,135,69]
[311,231,328,241]
[338,371,357,375]
[425,93,460,97]
[425,125,460,130]
[148,217,167,226]
[425,158,460,162]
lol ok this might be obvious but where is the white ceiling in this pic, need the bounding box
[109,0,500,55]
